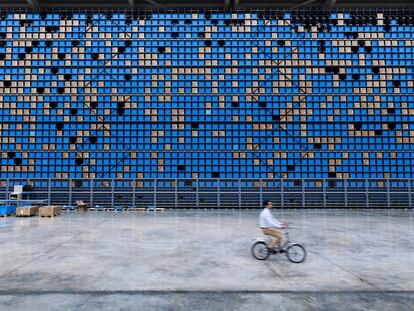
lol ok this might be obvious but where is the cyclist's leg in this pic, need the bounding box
[261,228,282,248]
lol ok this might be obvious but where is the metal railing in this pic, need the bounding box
[0,178,412,209]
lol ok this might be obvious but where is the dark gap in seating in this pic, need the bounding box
[191,123,199,129]
[70,108,77,116]
[56,122,64,131]
[287,165,295,171]
[7,152,15,158]
[49,102,57,109]
[272,115,280,121]
[177,165,185,171]
[14,158,22,166]
[313,143,322,149]
[388,123,396,130]
[212,172,220,178]
[75,158,84,166]
[69,136,77,144]
[375,130,383,136]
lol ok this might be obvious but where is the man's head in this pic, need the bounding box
[263,200,273,209]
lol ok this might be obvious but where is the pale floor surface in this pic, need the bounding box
[0,209,413,310]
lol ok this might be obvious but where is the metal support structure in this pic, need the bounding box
[111,178,115,207]
[259,178,263,207]
[132,180,136,208]
[233,0,240,10]
[141,0,167,9]
[386,179,390,208]
[1,178,413,209]
[153,179,157,206]
[90,179,94,207]
[5,179,9,200]
[217,178,220,208]
[281,179,284,208]
[238,178,241,208]
[174,178,178,208]
[302,179,306,208]
[196,179,199,208]
[323,179,326,208]
[69,179,72,206]
[47,178,51,205]
[324,0,337,7]
[26,0,40,9]
[344,179,348,208]
[289,0,318,10]
[224,0,231,10]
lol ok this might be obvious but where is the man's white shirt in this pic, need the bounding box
[259,208,283,228]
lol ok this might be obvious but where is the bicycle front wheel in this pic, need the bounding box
[251,241,270,260]
[286,243,306,263]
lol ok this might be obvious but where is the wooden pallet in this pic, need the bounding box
[40,213,61,218]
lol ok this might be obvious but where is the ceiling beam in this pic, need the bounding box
[27,0,40,9]
[142,0,167,9]
[289,0,318,10]
[324,0,337,7]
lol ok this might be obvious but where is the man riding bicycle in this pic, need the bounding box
[259,200,287,252]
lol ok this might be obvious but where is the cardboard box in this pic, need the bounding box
[16,206,39,217]
[39,205,61,217]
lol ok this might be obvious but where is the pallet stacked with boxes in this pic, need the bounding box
[0,10,413,189]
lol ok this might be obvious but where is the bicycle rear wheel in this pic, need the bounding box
[251,241,270,260]
[286,243,306,263]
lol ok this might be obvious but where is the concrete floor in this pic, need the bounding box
[0,209,413,310]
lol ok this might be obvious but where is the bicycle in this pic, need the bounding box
[251,229,307,263]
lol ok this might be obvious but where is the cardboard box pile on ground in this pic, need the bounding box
[16,206,39,217]
[39,205,61,217]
